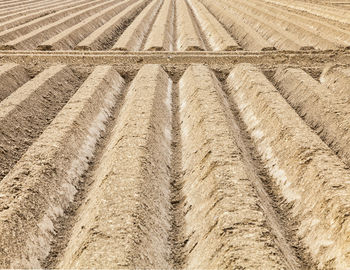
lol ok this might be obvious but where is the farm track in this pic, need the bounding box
[1,0,350,269]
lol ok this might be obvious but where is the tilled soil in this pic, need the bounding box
[0,58,348,269]
[1,0,350,269]
[1,0,350,51]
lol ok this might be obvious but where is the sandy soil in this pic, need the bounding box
[1,0,350,268]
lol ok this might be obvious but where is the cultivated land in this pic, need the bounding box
[0,0,350,269]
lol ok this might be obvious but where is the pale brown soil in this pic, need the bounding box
[0,65,81,181]
[1,0,350,269]
[0,57,350,268]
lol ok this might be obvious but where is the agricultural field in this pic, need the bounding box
[0,0,350,50]
[0,0,350,269]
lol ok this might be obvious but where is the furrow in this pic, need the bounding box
[200,0,275,51]
[0,65,124,268]
[0,0,53,15]
[178,64,296,269]
[0,0,45,10]
[0,0,119,50]
[0,0,62,18]
[274,67,350,167]
[219,0,313,50]
[169,81,185,269]
[56,64,172,268]
[0,0,33,7]
[0,0,32,8]
[175,0,204,51]
[0,63,30,102]
[0,10,53,33]
[263,0,350,25]
[0,65,79,182]
[187,0,240,51]
[75,0,148,51]
[37,0,138,50]
[236,0,350,49]
[143,0,174,51]
[112,0,162,51]
[227,63,350,269]
[0,0,98,43]
[43,68,130,269]
[0,0,85,32]
[0,0,53,20]
[320,65,350,97]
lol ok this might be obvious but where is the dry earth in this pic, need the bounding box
[0,0,350,269]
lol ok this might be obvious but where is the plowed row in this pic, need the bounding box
[1,61,350,268]
[0,0,350,51]
[1,1,350,268]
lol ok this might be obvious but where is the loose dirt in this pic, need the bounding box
[1,0,350,268]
